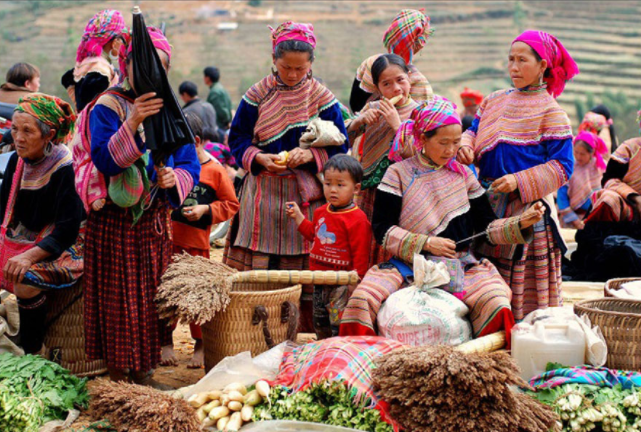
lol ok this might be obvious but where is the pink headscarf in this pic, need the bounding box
[119,26,172,79]
[269,21,316,52]
[76,9,127,63]
[574,131,607,171]
[390,97,465,175]
[512,30,579,98]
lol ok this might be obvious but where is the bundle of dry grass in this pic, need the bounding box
[155,253,237,325]
[89,379,202,432]
[373,346,559,432]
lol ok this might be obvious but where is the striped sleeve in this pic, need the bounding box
[486,215,531,245]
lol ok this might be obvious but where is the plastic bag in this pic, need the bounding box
[377,287,472,346]
[242,420,362,431]
[181,342,289,399]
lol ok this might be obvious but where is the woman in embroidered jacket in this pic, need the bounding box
[587,113,641,223]
[557,131,606,229]
[81,27,200,387]
[225,22,347,272]
[0,94,83,355]
[349,9,433,113]
[340,98,545,339]
[457,30,578,321]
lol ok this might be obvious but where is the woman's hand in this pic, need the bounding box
[457,146,475,165]
[285,201,305,226]
[287,148,314,169]
[182,205,209,221]
[423,236,457,258]
[379,99,402,131]
[127,92,163,132]
[520,202,545,229]
[155,166,176,189]
[571,219,585,230]
[255,153,287,173]
[491,174,518,194]
[3,252,35,284]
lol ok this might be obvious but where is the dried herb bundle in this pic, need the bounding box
[89,380,201,432]
[155,253,237,325]
[373,346,559,432]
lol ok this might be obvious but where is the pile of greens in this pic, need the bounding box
[0,353,89,432]
[253,381,393,432]
[529,383,641,432]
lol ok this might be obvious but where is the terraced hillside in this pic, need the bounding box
[0,1,639,137]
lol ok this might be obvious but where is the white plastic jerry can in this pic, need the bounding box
[511,320,586,382]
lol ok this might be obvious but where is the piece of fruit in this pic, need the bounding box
[275,151,289,166]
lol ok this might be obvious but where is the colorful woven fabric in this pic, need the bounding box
[24,227,84,290]
[513,30,579,98]
[379,154,483,258]
[120,26,171,78]
[383,9,433,63]
[486,216,530,246]
[269,21,316,51]
[579,111,610,135]
[84,199,173,371]
[272,336,404,429]
[15,93,76,145]
[575,131,607,171]
[76,9,126,63]
[558,159,602,222]
[356,55,433,101]
[21,144,72,191]
[460,87,484,107]
[530,366,641,390]
[389,97,463,168]
[461,85,573,160]
[243,75,338,147]
[204,141,237,166]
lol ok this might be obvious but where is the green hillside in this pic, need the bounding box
[1,0,639,138]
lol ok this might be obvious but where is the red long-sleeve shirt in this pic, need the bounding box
[298,204,372,278]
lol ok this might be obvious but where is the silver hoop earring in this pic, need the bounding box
[307,70,313,80]
[43,142,53,157]
[271,66,279,78]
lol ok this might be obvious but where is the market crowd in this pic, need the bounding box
[0,7,637,388]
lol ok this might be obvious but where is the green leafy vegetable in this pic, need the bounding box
[0,353,89,431]
[252,380,393,432]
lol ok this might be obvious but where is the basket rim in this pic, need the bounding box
[229,283,301,298]
[574,298,641,318]
[605,277,641,289]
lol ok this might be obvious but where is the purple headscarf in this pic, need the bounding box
[513,30,579,98]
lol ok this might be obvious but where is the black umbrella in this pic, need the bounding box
[131,6,194,166]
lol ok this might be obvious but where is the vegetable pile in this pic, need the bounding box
[0,353,89,432]
[155,253,236,325]
[372,345,559,432]
[529,383,641,432]
[188,381,270,431]
[89,379,201,432]
[252,380,393,432]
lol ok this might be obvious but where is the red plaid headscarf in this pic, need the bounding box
[383,9,433,63]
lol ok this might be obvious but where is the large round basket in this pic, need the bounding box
[44,280,107,377]
[574,298,641,371]
[604,277,641,297]
[201,270,358,372]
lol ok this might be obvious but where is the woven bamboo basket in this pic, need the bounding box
[44,280,107,377]
[605,277,641,298]
[574,298,641,370]
[202,270,358,371]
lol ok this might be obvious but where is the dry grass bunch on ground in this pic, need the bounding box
[155,253,237,326]
[89,379,201,432]
[373,346,559,432]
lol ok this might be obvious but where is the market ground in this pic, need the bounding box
[70,232,603,430]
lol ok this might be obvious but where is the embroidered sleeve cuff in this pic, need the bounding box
[486,216,531,245]
[172,168,195,207]
[309,147,329,173]
[383,226,429,262]
[242,146,263,173]
[513,160,568,203]
[107,122,144,169]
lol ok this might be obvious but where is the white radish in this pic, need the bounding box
[255,381,271,398]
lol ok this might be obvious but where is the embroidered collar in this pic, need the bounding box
[518,82,548,94]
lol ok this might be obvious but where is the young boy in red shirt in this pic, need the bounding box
[286,154,372,339]
[164,112,239,368]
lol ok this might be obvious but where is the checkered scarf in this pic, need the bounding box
[76,9,127,63]
[383,9,433,63]
[15,93,76,145]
